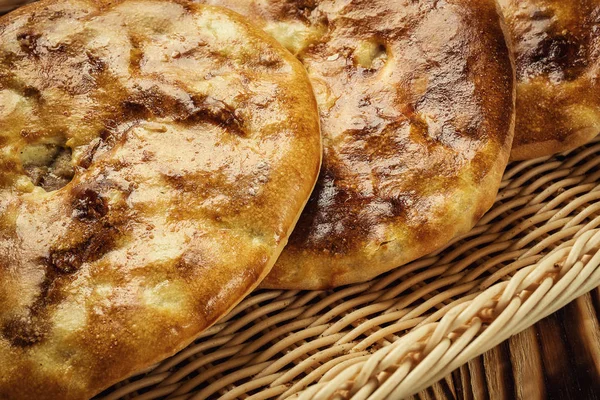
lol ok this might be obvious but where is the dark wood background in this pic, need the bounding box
[412,287,600,400]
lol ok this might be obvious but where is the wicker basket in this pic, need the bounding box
[2,1,600,398]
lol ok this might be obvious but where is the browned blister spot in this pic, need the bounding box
[189,95,247,135]
[122,87,192,119]
[45,227,117,274]
[22,86,42,101]
[128,35,144,76]
[2,314,49,347]
[16,32,41,55]
[71,188,108,221]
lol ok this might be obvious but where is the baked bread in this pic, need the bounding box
[0,1,321,398]
[202,0,516,289]
[499,0,600,160]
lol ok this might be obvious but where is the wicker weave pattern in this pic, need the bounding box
[96,137,600,399]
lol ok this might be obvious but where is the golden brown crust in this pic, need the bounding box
[0,1,321,398]
[202,0,516,289]
[498,0,600,160]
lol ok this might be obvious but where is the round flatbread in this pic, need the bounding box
[499,0,600,160]
[202,0,515,289]
[0,1,321,398]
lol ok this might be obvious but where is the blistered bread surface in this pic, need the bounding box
[202,0,516,289]
[0,1,321,398]
[499,0,600,160]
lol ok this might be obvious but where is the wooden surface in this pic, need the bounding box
[413,287,600,400]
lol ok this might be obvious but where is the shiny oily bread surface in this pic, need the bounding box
[499,0,600,160]
[0,1,321,398]
[201,0,516,289]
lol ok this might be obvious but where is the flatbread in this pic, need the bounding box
[499,0,600,160]
[202,0,516,289]
[0,1,321,398]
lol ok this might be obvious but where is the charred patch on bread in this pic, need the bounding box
[128,35,144,75]
[22,86,42,102]
[121,98,151,120]
[121,85,198,121]
[44,227,117,274]
[1,314,49,347]
[16,31,41,55]
[522,33,586,81]
[72,188,108,221]
[84,51,106,75]
[190,95,246,136]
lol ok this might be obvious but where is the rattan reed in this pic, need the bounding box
[2,1,600,398]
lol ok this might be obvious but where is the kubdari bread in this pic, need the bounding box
[201,0,516,289]
[0,0,321,398]
[498,0,600,160]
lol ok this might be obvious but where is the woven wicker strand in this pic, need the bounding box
[306,230,600,400]
[93,137,600,400]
